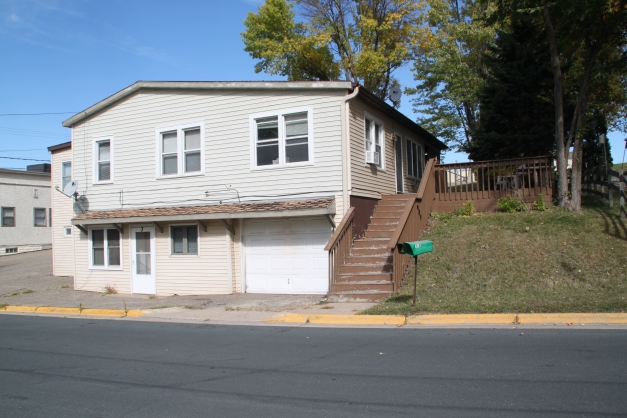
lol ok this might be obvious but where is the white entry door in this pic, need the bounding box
[244,217,332,294]
[130,226,156,294]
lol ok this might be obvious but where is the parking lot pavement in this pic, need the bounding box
[0,250,324,312]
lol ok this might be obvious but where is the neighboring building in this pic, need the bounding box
[50,81,445,296]
[0,165,52,254]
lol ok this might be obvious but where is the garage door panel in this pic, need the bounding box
[245,217,331,294]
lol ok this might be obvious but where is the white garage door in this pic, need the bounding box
[244,217,332,294]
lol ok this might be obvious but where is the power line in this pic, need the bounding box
[0,149,47,152]
[0,156,50,162]
[0,112,78,116]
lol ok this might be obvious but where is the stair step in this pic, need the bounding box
[337,272,392,282]
[331,282,394,292]
[381,194,416,200]
[345,255,393,264]
[340,263,392,274]
[350,248,393,256]
[366,224,397,232]
[352,238,389,249]
[376,200,408,207]
[373,206,405,214]
[364,230,395,238]
[327,290,392,302]
[369,218,399,225]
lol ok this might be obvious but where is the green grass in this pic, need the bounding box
[0,304,8,309]
[61,285,71,289]
[22,289,34,294]
[364,195,627,315]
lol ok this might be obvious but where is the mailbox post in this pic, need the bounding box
[401,240,434,307]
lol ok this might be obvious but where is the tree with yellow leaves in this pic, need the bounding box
[242,0,429,101]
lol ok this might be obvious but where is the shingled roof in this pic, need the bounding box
[72,198,336,225]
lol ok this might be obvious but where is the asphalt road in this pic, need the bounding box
[1,316,626,417]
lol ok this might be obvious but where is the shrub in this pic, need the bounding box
[532,194,547,211]
[454,200,474,217]
[498,195,526,213]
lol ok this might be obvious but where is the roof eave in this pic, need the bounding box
[62,81,354,127]
[355,87,447,151]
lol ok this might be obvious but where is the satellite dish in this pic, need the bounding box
[389,87,402,103]
[63,180,79,197]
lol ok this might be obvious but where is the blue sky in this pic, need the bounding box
[0,0,625,170]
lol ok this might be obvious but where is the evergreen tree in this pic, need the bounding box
[468,14,554,161]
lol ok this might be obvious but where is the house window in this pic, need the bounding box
[406,139,423,178]
[34,208,47,227]
[365,115,384,168]
[49,208,52,227]
[1,207,15,227]
[171,225,198,255]
[252,108,313,169]
[93,138,113,183]
[157,124,204,178]
[64,226,72,237]
[90,228,121,268]
[33,189,38,198]
[62,161,72,190]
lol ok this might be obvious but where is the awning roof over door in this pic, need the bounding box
[71,198,336,226]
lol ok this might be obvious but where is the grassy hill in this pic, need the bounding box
[364,195,627,315]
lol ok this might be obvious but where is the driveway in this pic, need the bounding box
[0,250,324,311]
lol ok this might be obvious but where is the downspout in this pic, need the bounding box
[341,86,360,216]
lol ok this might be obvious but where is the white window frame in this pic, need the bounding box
[33,207,47,227]
[406,138,423,179]
[169,224,200,257]
[64,226,73,237]
[364,111,385,170]
[92,136,114,185]
[249,106,314,170]
[155,122,205,179]
[88,227,123,270]
[61,161,72,190]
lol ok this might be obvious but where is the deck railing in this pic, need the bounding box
[387,159,437,290]
[324,207,355,288]
[434,156,553,210]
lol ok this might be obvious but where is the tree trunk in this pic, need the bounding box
[542,5,570,208]
[571,137,583,210]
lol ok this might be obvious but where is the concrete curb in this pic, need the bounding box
[264,313,627,326]
[0,305,142,318]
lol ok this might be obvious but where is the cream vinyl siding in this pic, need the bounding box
[69,89,346,221]
[349,99,427,198]
[155,221,230,295]
[74,224,131,293]
[51,147,75,277]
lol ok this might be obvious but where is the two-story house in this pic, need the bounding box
[49,81,445,297]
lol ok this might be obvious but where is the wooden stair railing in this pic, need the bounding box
[324,207,355,289]
[386,158,438,290]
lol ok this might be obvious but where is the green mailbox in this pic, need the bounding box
[402,240,433,257]
[401,240,433,307]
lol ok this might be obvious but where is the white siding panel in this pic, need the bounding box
[51,147,75,276]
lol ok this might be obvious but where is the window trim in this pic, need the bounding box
[249,106,315,171]
[33,207,47,227]
[364,111,385,170]
[155,122,205,179]
[88,227,123,270]
[1,207,15,227]
[92,136,114,185]
[406,138,423,179]
[169,224,200,257]
[61,161,72,191]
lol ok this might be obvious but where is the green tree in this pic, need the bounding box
[242,0,428,101]
[407,0,497,151]
[468,13,554,161]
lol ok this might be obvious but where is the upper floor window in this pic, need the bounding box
[407,139,423,178]
[93,137,113,184]
[365,114,384,169]
[251,108,313,169]
[61,161,72,190]
[1,207,15,227]
[157,124,204,178]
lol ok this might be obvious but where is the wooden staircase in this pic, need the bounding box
[327,194,413,302]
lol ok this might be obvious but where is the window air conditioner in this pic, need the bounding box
[365,151,380,165]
